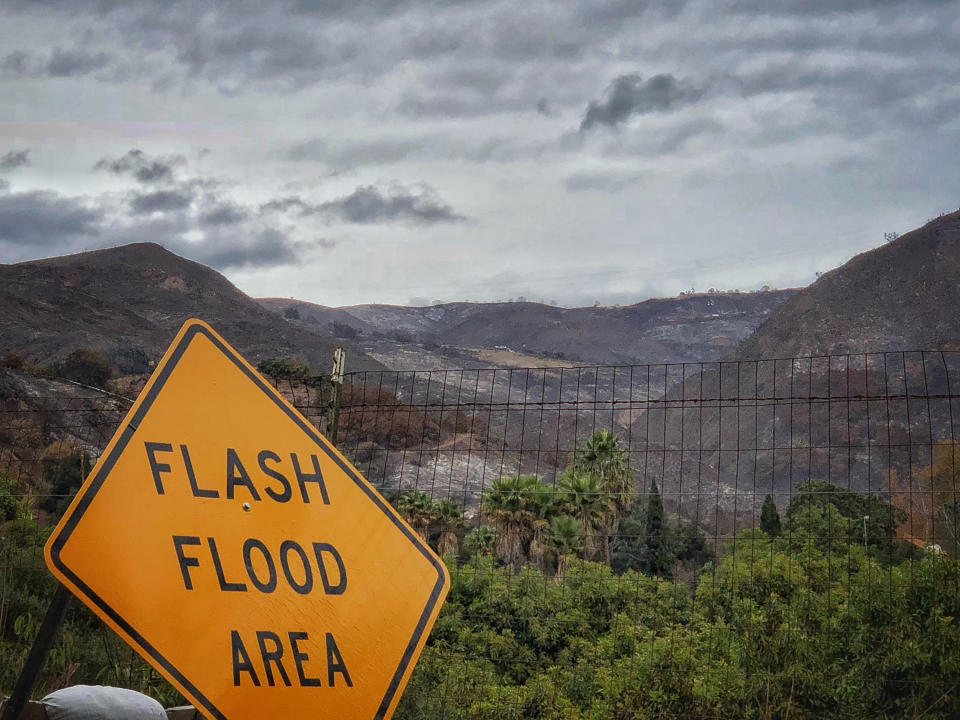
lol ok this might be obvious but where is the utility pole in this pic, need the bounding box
[862,515,870,550]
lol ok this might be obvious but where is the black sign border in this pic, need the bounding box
[48,321,448,720]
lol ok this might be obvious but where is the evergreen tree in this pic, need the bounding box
[760,494,782,537]
[609,500,645,574]
[642,480,672,578]
[673,520,714,569]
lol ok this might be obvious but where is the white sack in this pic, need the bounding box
[42,685,166,720]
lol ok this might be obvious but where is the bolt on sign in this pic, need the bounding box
[44,319,450,720]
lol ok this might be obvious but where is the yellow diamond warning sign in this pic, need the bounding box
[44,319,450,720]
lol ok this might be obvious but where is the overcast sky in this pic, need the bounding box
[1,0,958,307]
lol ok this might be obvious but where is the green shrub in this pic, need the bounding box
[256,357,311,379]
[48,348,113,389]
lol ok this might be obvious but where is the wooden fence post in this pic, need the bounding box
[327,348,345,446]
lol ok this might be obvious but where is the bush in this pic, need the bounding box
[0,352,25,370]
[256,357,311,380]
[331,321,358,339]
[39,446,89,518]
[48,348,113,389]
[0,473,18,522]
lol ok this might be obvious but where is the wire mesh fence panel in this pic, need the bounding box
[2,353,960,718]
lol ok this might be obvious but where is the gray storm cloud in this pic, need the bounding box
[580,74,705,130]
[318,184,468,225]
[0,149,31,172]
[264,183,468,225]
[0,190,103,248]
[2,48,111,78]
[96,150,187,185]
[0,154,327,272]
[129,189,193,215]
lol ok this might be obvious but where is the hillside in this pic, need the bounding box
[261,290,798,368]
[0,243,384,374]
[737,211,960,359]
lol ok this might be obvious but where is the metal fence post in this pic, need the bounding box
[327,348,345,446]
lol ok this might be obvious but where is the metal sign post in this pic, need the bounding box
[0,584,71,720]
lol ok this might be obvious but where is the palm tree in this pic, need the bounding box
[434,498,464,557]
[482,475,538,565]
[574,430,633,512]
[397,490,436,542]
[573,430,634,563]
[463,525,496,557]
[546,515,582,580]
[528,480,562,572]
[558,471,612,561]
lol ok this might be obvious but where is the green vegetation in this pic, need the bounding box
[47,348,113,389]
[255,357,311,380]
[38,447,90,519]
[2,431,958,718]
[0,496,186,707]
[760,493,782,536]
[393,486,960,719]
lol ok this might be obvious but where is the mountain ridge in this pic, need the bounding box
[736,210,960,359]
[0,242,384,373]
[260,290,799,368]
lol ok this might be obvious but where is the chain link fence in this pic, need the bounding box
[2,351,959,717]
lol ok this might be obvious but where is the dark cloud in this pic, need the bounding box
[129,189,193,214]
[1,48,111,78]
[319,183,468,225]
[167,229,301,270]
[0,190,103,248]
[728,0,955,15]
[263,182,468,225]
[198,202,249,226]
[46,47,111,77]
[0,176,310,271]
[0,180,10,194]
[2,51,32,76]
[581,74,705,130]
[95,149,186,185]
[0,149,31,172]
